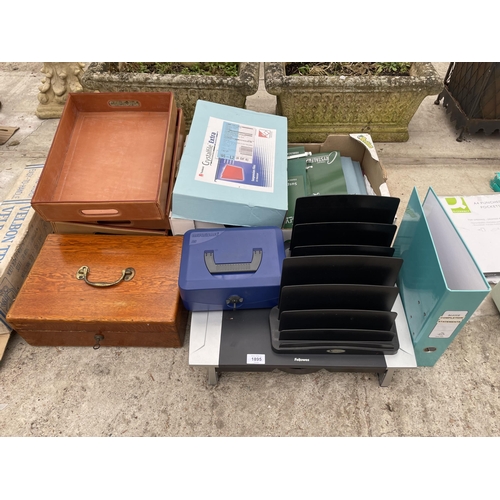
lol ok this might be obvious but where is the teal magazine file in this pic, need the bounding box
[393,187,490,367]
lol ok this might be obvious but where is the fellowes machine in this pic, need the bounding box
[186,194,418,386]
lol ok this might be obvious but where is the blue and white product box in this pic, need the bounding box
[0,165,52,344]
[178,227,285,311]
[172,101,288,227]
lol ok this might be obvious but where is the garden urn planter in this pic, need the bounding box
[81,62,260,129]
[435,62,500,141]
[264,62,443,142]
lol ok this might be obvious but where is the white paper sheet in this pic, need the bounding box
[438,194,500,280]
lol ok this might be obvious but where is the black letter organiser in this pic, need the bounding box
[270,194,402,355]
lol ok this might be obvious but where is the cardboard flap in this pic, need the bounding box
[349,133,379,161]
[0,126,19,145]
[0,334,10,362]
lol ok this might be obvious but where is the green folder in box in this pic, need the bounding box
[287,146,306,156]
[306,151,348,196]
[284,157,308,229]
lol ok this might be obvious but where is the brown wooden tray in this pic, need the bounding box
[32,92,177,222]
[51,107,186,232]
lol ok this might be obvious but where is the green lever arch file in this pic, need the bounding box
[306,151,348,196]
[393,187,490,367]
[284,156,309,229]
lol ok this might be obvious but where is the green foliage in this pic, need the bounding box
[285,62,412,77]
[110,62,239,77]
[297,64,311,75]
[374,62,412,74]
[135,62,150,73]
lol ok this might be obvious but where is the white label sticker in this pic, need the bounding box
[350,133,379,161]
[429,311,468,339]
[247,354,265,364]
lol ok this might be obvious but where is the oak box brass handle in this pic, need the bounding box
[76,265,135,287]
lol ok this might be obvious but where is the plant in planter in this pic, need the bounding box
[264,62,443,142]
[81,62,260,129]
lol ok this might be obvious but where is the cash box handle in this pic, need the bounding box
[76,265,135,287]
[204,249,262,275]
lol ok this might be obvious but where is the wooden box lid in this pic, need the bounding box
[7,234,186,335]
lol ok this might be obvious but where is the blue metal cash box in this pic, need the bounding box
[179,227,285,311]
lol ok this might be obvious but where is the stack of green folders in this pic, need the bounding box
[284,147,368,229]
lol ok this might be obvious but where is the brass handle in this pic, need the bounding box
[76,265,135,287]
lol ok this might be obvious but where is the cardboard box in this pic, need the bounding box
[289,133,390,197]
[170,133,389,235]
[168,213,225,237]
[172,100,288,228]
[0,164,52,360]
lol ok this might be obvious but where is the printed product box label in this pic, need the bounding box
[195,117,276,192]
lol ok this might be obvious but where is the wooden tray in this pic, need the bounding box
[6,234,187,348]
[32,92,177,222]
[52,107,186,232]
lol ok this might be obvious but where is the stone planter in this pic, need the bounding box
[81,62,260,129]
[264,62,443,142]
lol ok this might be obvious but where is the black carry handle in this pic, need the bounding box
[204,249,263,275]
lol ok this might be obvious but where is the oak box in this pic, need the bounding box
[6,234,187,348]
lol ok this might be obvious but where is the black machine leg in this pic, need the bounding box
[378,369,395,387]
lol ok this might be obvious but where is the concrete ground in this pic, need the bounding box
[1,62,500,437]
